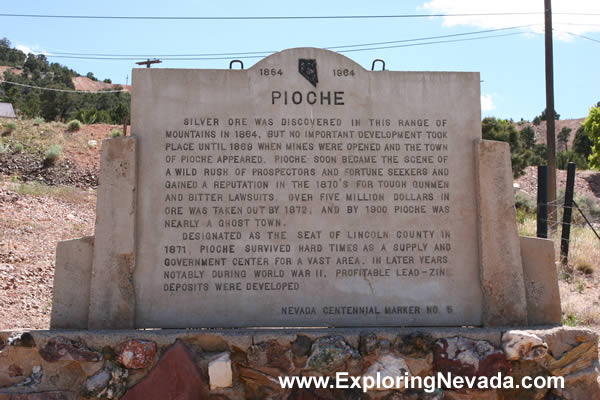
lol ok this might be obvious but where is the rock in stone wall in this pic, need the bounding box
[0,327,597,399]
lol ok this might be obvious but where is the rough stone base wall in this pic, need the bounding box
[1,327,598,399]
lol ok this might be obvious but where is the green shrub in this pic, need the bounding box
[44,144,62,166]
[96,110,112,123]
[111,129,121,138]
[573,126,593,158]
[70,108,97,124]
[13,143,24,153]
[5,121,17,132]
[572,194,600,223]
[515,191,536,214]
[562,313,580,327]
[557,150,588,170]
[482,118,547,177]
[584,106,600,169]
[515,208,530,225]
[519,125,536,149]
[575,260,594,275]
[0,142,8,153]
[67,119,82,132]
[34,117,44,125]
[560,270,573,282]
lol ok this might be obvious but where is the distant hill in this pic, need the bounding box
[513,118,585,149]
[0,66,129,92]
[0,38,131,123]
[71,76,131,93]
[0,66,21,78]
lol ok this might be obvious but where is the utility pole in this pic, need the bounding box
[545,0,557,231]
[136,59,162,68]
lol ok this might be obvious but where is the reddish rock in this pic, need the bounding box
[102,346,117,360]
[247,339,293,372]
[288,387,365,399]
[8,364,23,377]
[121,340,209,400]
[239,366,284,399]
[443,390,499,399]
[0,392,77,400]
[292,335,313,357]
[388,391,444,399]
[39,336,101,362]
[434,337,510,379]
[359,332,378,356]
[117,339,157,369]
[394,333,435,358]
[500,361,548,400]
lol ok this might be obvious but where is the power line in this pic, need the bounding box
[37,32,536,61]
[0,31,535,89]
[63,31,533,61]
[40,25,535,58]
[560,31,600,43]
[0,11,597,20]
[30,29,536,62]
[553,22,600,27]
[42,49,274,58]
[338,31,532,53]
[0,81,128,93]
[326,25,536,50]
[39,32,528,61]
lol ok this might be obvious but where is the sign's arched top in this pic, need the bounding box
[252,47,368,78]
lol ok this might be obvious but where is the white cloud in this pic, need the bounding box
[15,44,47,55]
[481,94,495,111]
[15,45,32,54]
[422,0,600,41]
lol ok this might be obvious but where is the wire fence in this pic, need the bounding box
[571,200,600,241]
[537,198,599,234]
[533,166,600,269]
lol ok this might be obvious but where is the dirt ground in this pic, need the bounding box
[0,182,96,329]
[516,166,600,337]
[0,118,107,329]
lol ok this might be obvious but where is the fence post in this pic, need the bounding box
[537,165,548,239]
[560,162,576,265]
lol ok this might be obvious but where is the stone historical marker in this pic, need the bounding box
[31,47,595,400]
[131,48,484,328]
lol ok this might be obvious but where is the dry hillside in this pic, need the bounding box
[514,118,586,150]
[0,66,22,78]
[0,66,130,92]
[72,76,132,92]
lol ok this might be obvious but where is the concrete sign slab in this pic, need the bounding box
[131,48,484,328]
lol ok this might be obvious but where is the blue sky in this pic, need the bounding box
[3,0,599,120]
